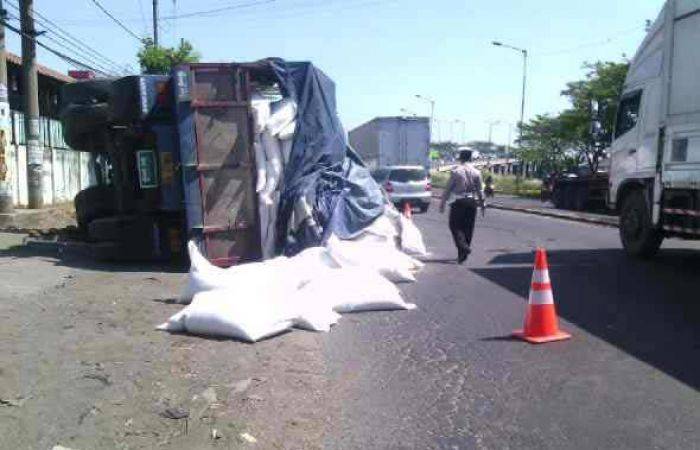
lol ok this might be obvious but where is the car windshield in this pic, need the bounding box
[389,168,426,182]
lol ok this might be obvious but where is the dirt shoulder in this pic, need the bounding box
[0,241,333,449]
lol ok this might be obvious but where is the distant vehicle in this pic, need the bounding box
[349,117,431,170]
[543,163,610,211]
[608,0,700,257]
[371,166,432,213]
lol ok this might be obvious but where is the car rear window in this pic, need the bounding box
[371,169,390,182]
[389,168,426,182]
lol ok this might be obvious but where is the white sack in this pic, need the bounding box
[294,267,416,313]
[267,99,297,137]
[250,92,271,134]
[325,235,417,283]
[352,214,399,245]
[158,290,293,342]
[187,240,218,273]
[261,130,283,204]
[399,215,428,257]
[254,138,267,193]
[291,307,341,332]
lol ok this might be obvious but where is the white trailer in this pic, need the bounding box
[609,0,700,257]
[348,117,431,170]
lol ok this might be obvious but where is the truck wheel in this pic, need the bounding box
[552,186,564,209]
[573,185,587,211]
[619,189,663,258]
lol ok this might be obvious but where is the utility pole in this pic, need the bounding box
[0,0,12,213]
[20,0,42,208]
[152,0,159,47]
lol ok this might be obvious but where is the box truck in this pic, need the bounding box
[609,0,700,256]
[349,117,431,170]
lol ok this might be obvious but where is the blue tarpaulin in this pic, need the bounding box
[265,59,386,255]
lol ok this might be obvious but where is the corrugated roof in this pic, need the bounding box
[5,51,75,83]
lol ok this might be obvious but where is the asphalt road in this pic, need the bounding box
[324,203,700,449]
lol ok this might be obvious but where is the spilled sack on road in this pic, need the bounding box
[160,216,426,342]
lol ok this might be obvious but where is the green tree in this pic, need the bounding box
[517,60,629,173]
[517,114,576,174]
[137,38,200,74]
[559,61,629,171]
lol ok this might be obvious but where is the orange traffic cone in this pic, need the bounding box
[402,202,412,219]
[513,248,571,344]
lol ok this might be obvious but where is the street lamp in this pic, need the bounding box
[415,94,435,141]
[492,41,528,145]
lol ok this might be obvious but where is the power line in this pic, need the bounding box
[537,26,645,57]
[6,0,127,74]
[88,0,144,42]
[5,11,120,76]
[1,17,111,76]
[160,0,276,20]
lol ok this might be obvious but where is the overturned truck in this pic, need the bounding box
[61,60,385,263]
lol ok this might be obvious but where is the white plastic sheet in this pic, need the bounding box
[250,92,271,134]
[254,138,267,193]
[267,99,297,137]
[260,130,283,204]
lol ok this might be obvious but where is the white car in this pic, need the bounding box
[371,166,432,213]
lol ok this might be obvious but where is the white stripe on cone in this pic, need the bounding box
[531,269,550,284]
[529,288,554,305]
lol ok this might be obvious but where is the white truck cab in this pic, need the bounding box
[609,0,700,257]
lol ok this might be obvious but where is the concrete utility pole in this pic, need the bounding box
[20,0,42,208]
[0,0,13,213]
[152,0,159,47]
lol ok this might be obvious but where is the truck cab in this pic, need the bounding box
[609,0,700,257]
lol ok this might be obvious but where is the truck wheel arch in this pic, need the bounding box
[615,179,651,212]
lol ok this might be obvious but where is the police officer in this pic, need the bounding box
[439,150,485,264]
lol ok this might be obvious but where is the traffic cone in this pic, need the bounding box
[402,202,412,219]
[513,248,571,344]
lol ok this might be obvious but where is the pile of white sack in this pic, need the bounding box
[157,208,429,342]
[251,90,297,259]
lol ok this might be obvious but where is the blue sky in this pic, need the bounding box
[5,0,663,144]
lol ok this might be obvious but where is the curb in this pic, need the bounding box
[487,203,619,228]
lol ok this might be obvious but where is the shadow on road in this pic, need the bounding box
[0,241,187,274]
[472,247,700,390]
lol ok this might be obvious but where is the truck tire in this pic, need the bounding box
[619,189,663,258]
[61,79,115,106]
[573,184,588,211]
[74,185,115,232]
[552,186,564,209]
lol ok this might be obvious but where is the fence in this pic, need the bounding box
[7,110,97,207]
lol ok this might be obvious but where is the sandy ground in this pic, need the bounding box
[0,236,333,450]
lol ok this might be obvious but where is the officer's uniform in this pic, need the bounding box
[439,163,484,263]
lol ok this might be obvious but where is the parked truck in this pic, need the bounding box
[348,116,431,170]
[609,0,700,257]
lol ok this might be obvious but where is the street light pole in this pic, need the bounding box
[492,41,528,145]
